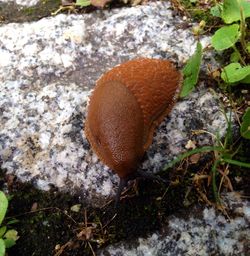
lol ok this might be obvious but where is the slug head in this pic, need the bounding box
[85,80,145,178]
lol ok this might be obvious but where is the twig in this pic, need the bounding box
[88,241,96,256]
[54,241,74,256]
[7,207,77,224]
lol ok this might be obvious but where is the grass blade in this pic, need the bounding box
[163,146,224,170]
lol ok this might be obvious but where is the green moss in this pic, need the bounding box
[178,0,219,26]
[191,9,213,23]
[0,168,187,256]
[0,0,61,23]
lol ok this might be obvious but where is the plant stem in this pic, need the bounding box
[232,45,246,66]
[240,6,250,58]
[163,146,224,170]
[222,158,250,168]
[211,159,221,204]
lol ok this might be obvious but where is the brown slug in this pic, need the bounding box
[85,58,182,204]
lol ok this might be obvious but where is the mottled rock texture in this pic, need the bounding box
[0,2,226,206]
[99,193,250,256]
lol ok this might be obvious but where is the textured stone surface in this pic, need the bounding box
[0,2,227,206]
[0,0,40,7]
[99,192,250,256]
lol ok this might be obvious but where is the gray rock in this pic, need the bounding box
[0,1,228,206]
[98,192,250,256]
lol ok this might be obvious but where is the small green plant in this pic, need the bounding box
[181,0,250,138]
[210,0,250,139]
[75,0,91,7]
[163,109,250,206]
[180,41,203,97]
[170,0,250,206]
[210,0,250,69]
[0,191,19,256]
[240,107,250,139]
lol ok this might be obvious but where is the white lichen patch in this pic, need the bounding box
[99,193,250,255]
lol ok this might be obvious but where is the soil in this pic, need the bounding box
[1,151,249,256]
[0,0,62,23]
[0,0,145,24]
[1,169,187,256]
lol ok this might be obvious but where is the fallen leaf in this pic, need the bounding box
[91,0,111,7]
[212,69,221,79]
[189,153,200,164]
[31,202,38,212]
[77,227,93,240]
[70,204,81,212]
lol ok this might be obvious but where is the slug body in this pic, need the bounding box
[85,58,182,203]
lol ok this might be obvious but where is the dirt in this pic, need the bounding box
[0,0,61,24]
[0,0,141,24]
[0,169,187,256]
[1,153,249,256]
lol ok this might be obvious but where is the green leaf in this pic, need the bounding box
[7,219,19,225]
[223,158,250,168]
[70,204,81,212]
[211,24,240,51]
[0,227,6,238]
[0,239,5,256]
[0,192,8,226]
[180,42,202,98]
[4,229,18,242]
[163,146,224,170]
[230,51,240,63]
[75,0,91,6]
[4,238,15,249]
[241,108,250,139]
[210,4,223,17]
[221,0,250,24]
[221,63,250,83]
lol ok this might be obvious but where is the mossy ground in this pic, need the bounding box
[0,0,61,23]
[0,0,144,24]
[0,169,187,256]
[1,153,249,256]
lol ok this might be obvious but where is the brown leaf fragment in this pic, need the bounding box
[91,0,111,7]
[77,227,93,240]
[189,153,200,164]
[61,0,75,6]
[31,202,38,212]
